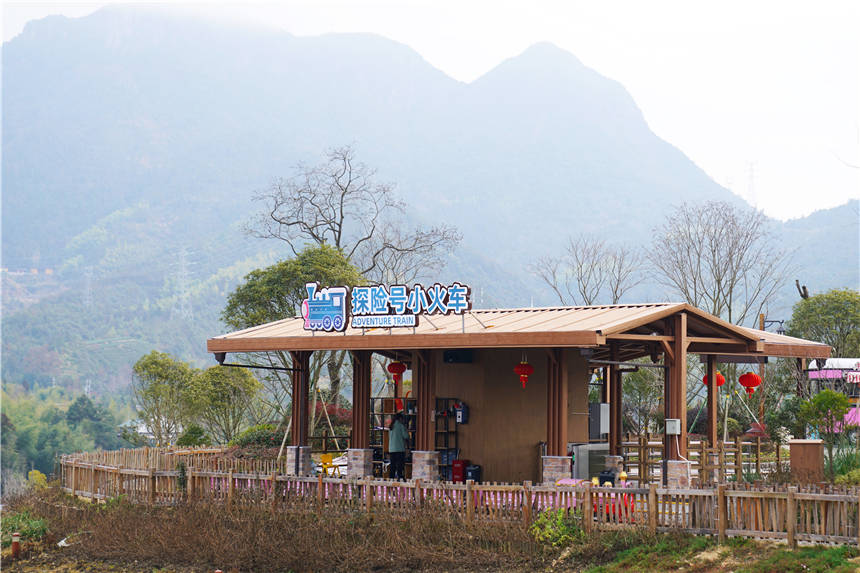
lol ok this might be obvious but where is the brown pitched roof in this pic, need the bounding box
[207,302,830,359]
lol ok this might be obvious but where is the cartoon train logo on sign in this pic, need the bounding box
[301,282,349,332]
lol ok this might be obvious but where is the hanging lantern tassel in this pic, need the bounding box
[514,361,534,389]
[387,362,407,384]
[738,372,762,397]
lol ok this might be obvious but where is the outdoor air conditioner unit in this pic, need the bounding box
[665,418,681,435]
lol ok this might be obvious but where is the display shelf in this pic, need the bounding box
[369,396,417,479]
[435,397,460,480]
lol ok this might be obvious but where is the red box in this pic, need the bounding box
[452,459,470,483]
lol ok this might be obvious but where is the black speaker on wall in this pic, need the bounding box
[443,349,473,363]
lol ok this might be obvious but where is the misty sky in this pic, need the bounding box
[4,1,859,221]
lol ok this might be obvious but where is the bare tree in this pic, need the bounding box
[647,201,793,326]
[248,145,461,283]
[533,234,642,305]
[243,146,461,423]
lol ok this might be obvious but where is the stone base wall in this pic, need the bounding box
[542,455,573,484]
[665,460,692,488]
[347,448,374,478]
[285,446,313,476]
[412,450,440,481]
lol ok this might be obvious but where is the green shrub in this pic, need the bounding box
[176,424,211,447]
[835,468,860,485]
[0,510,48,547]
[27,469,48,489]
[529,509,581,547]
[830,446,860,478]
[230,424,280,448]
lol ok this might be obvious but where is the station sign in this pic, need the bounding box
[301,282,471,332]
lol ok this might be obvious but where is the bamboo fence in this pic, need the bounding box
[59,449,860,547]
[621,434,769,484]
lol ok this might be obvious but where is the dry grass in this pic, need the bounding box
[6,489,547,572]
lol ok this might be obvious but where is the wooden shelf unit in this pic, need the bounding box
[435,397,460,481]
[367,396,461,480]
[369,397,417,478]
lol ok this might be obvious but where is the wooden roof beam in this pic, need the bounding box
[606,333,673,343]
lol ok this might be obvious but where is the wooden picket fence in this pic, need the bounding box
[621,434,767,484]
[59,451,860,547]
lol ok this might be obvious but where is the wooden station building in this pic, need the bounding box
[207,302,830,484]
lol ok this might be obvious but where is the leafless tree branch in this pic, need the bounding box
[647,201,795,326]
[246,145,460,283]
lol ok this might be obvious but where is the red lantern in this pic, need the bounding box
[738,372,762,396]
[514,361,534,389]
[387,362,407,384]
[703,371,726,387]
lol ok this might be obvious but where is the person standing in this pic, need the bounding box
[389,412,408,480]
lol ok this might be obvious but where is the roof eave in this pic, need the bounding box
[207,330,606,353]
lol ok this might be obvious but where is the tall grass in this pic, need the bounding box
[7,489,547,572]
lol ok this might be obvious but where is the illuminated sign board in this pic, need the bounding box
[301,282,471,332]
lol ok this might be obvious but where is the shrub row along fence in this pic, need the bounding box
[621,434,769,484]
[60,453,860,548]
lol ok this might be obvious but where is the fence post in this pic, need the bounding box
[186,468,194,501]
[735,436,743,479]
[787,486,797,549]
[583,483,593,535]
[718,441,726,483]
[270,472,279,512]
[414,479,423,508]
[317,472,324,506]
[522,481,531,528]
[70,461,77,497]
[466,479,475,523]
[717,484,727,543]
[364,479,373,513]
[639,436,647,483]
[755,437,761,476]
[148,469,156,505]
[648,483,657,533]
[91,463,96,500]
[227,470,234,507]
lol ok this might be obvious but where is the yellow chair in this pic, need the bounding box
[319,453,341,477]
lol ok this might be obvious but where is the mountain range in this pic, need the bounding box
[2,6,857,394]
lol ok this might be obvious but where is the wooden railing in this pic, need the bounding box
[59,452,860,547]
[621,434,767,484]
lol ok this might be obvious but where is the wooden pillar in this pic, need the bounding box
[664,313,688,461]
[546,349,568,456]
[601,366,609,403]
[706,355,718,447]
[350,350,372,449]
[412,350,436,452]
[290,351,312,447]
[609,343,621,455]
